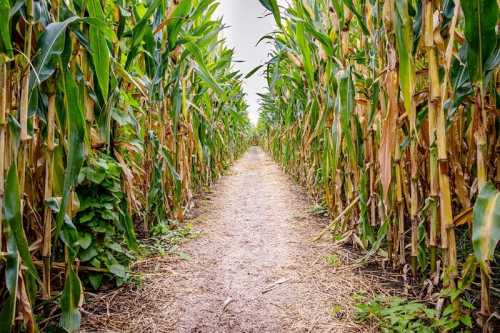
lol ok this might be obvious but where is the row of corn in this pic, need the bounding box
[0,0,250,331]
[257,0,499,329]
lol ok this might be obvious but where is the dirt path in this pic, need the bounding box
[83,147,384,332]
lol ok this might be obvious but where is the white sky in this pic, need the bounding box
[216,1,277,125]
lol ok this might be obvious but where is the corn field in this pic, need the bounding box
[0,0,250,331]
[257,0,499,329]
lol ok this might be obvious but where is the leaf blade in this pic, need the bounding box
[4,162,39,282]
[472,182,500,269]
[87,0,110,100]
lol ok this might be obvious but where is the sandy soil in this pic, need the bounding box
[82,147,385,332]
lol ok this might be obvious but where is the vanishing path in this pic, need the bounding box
[83,147,383,332]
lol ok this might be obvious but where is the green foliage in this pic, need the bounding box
[146,132,180,226]
[75,153,136,289]
[87,0,110,100]
[56,70,87,257]
[461,0,499,88]
[0,231,20,332]
[0,0,12,58]
[308,203,328,216]
[329,303,345,319]
[4,162,39,282]
[59,265,82,332]
[296,22,314,85]
[258,0,281,27]
[0,0,251,330]
[146,221,198,256]
[324,253,340,267]
[472,182,500,270]
[257,0,499,325]
[354,295,473,332]
[394,0,416,129]
[30,17,80,87]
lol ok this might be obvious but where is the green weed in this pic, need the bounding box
[325,253,341,268]
[75,153,137,289]
[308,203,329,216]
[329,304,345,320]
[354,295,474,332]
[143,221,199,257]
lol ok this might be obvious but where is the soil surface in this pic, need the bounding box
[82,147,385,332]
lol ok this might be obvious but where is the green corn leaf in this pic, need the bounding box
[296,22,314,85]
[337,68,356,168]
[331,0,345,28]
[461,0,498,89]
[472,182,500,271]
[258,0,273,12]
[302,21,334,58]
[30,16,79,87]
[394,0,416,131]
[194,64,224,97]
[87,0,110,100]
[4,162,39,282]
[245,64,264,79]
[120,210,138,250]
[82,17,116,42]
[258,0,281,27]
[55,71,86,253]
[342,0,369,35]
[0,237,20,332]
[184,42,224,97]
[330,115,341,182]
[167,0,192,49]
[125,0,161,69]
[59,265,82,332]
[191,0,216,21]
[0,0,12,58]
[162,146,182,182]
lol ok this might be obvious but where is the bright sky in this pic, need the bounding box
[216,1,277,125]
